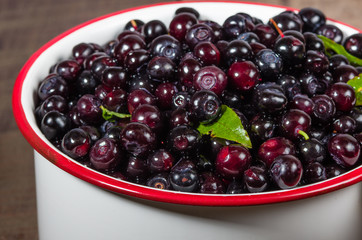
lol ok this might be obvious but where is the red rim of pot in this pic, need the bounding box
[12,1,362,206]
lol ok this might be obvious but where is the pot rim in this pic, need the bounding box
[12,0,362,206]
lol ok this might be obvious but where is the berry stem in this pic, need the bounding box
[269,18,284,38]
[297,130,309,140]
[130,20,138,30]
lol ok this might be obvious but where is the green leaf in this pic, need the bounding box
[317,35,362,66]
[347,73,362,106]
[197,105,252,148]
[100,106,131,122]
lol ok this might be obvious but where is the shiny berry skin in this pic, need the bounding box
[185,23,215,49]
[171,92,190,109]
[189,90,222,124]
[253,23,278,49]
[147,149,174,173]
[303,32,325,52]
[94,84,111,101]
[169,13,198,42]
[333,116,356,134]
[203,20,224,41]
[75,70,98,95]
[252,82,288,114]
[290,94,314,115]
[222,14,247,40]
[89,138,123,172]
[76,94,103,125]
[41,111,71,141]
[142,20,168,43]
[101,66,127,89]
[91,56,118,80]
[116,30,144,42]
[305,50,329,75]
[56,60,82,82]
[298,138,326,163]
[127,89,156,114]
[61,128,91,159]
[169,159,199,192]
[72,42,96,64]
[149,35,182,62]
[326,164,346,179]
[83,52,107,70]
[250,114,277,143]
[221,90,243,110]
[228,61,260,92]
[79,125,100,143]
[193,41,220,66]
[254,49,283,80]
[258,137,296,167]
[125,156,149,182]
[175,7,200,18]
[199,172,225,194]
[280,109,311,140]
[193,66,227,96]
[249,42,267,55]
[332,65,358,83]
[131,104,163,132]
[147,56,176,81]
[123,49,150,73]
[215,145,251,180]
[276,75,301,100]
[38,75,68,101]
[103,89,127,112]
[269,11,303,32]
[177,57,201,88]
[298,7,326,32]
[104,126,123,142]
[244,166,268,193]
[223,40,253,66]
[146,173,171,190]
[127,74,156,93]
[270,154,303,190]
[328,134,360,168]
[303,162,327,184]
[299,72,319,97]
[120,122,157,157]
[316,24,344,44]
[343,33,362,58]
[226,180,244,194]
[169,108,190,128]
[114,34,146,64]
[237,32,259,43]
[328,54,349,72]
[38,95,68,120]
[274,36,305,66]
[350,107,362,132]
[312,94,336,123]
[326,82,356,112]
[154,82,178,110]
[168,125,200,154]
[124,19,144,32]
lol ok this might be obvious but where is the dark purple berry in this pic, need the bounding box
[270,154,303,189]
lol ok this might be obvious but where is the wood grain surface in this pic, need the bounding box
[1,0,361,239]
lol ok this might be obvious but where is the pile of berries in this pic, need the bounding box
[35,6,362,194]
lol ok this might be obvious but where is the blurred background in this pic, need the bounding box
[0,0,361,239]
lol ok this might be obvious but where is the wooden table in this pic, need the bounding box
[1,0,361,239]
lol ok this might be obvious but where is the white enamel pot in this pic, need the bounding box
[13,2,362,240]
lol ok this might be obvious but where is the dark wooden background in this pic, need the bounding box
[1,0,361,239]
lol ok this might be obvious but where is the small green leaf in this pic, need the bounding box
[347,73,362,106]
[197,105,252,148]
[100,106,131,122]
[318,35,362,66]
